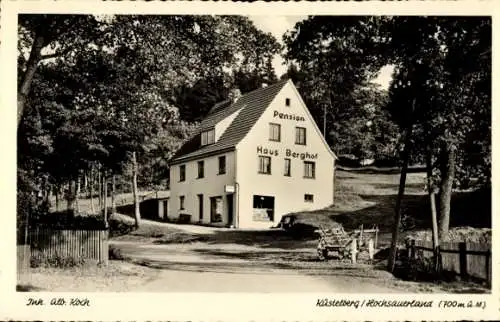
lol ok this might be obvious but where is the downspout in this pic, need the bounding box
[235,182,240,229]
[234,149,239,229]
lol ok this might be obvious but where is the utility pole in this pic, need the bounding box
[387,96,416,273]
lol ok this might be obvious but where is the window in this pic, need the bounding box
[304,161,315,179]
[218,156,226,174]
[269,123,281,142]
[258,156,271,174]
[197,160,204,178]
[179,196,185,210]
[179,164,186,182]
[284,158,291,176]
[285,98,291,106]
[201,128,215,146]
[304,194,314,202]
[252,195,275,221]
[295,127,306,145]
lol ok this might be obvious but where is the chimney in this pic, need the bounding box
[261,83,268,88]
[228,88,242,103]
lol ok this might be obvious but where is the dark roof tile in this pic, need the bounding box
[170,79,289,164]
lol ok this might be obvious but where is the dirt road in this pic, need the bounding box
[111,240,408,293]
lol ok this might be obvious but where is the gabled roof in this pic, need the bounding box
[170,79,290,164]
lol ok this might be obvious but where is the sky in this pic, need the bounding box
[248,15,393,90]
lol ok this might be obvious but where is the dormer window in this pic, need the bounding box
[201,128,215,146]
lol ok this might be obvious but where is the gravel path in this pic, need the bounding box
[111,240,409,293]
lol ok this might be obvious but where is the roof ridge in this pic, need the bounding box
[238,78,290,98]
[208,78,290,116]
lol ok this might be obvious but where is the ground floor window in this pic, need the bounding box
[252,195,275,221]
[304,194,314,202]
[210,196,223,223]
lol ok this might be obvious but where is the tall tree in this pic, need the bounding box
[18,14,283,231]
[284,17,397,159]
[386,16,491,237]
[17,14,106,127]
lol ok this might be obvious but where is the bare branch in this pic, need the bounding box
[40,47,73,60]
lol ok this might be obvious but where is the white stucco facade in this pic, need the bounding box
[168,151,237,226]
[168,80,335,228]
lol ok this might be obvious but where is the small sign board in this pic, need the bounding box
[224,185,235,193]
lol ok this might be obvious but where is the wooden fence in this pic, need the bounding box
[30,228,109,264]
[408,239,491,283]
[17,245,30,272]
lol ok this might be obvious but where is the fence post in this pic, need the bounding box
[359,224,363,246]
[459,242,468,280]
[485,249,491,283]
[351,239,357,264]
[410,239,416,260]
[368,239,374,260]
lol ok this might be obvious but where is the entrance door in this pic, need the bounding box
[164,199,168,220]
[226,194,234,227]
[197,194,203,222]
[210,196,223,223]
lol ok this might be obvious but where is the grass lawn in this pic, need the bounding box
[288,169,491,247]
[17,260,160,292]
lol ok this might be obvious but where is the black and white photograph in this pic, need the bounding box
[1,0,497,320]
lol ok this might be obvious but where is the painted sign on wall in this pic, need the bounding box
[257,146,318,160]
[273,110,305,122]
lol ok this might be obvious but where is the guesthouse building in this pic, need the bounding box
[168,79,336,228]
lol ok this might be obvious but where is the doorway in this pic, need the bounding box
[210,196,223,223]
[164,199,168,220]
[227,194,234,227]
[197,194,203,222]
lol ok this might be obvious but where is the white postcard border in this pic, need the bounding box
[1,0,498,320]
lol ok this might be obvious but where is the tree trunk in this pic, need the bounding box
[90,166,95,214]
[75,175,81,213]
[103,173,108,228]
[425,144,441,272]
[98,167,102,211]
[387,139,411,272]
[387,98,416,273]
[132,151,141,229]
[67,180,76,213]
[65,182,70,211]
[18,34,45,127]
[111,175,116,215]
[83,171,88,194]
[55,185,59,212]
[438,142,457,239]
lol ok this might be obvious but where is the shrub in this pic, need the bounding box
[30,254,86,268]
[108,216,135,238]
[108,245,124,260]
[32,210,106,230]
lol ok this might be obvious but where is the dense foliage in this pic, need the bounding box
[17,14,280,230]
[17,14,490,240]
[284,16,490,236]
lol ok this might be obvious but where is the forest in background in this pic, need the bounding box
[17,15,490,241]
